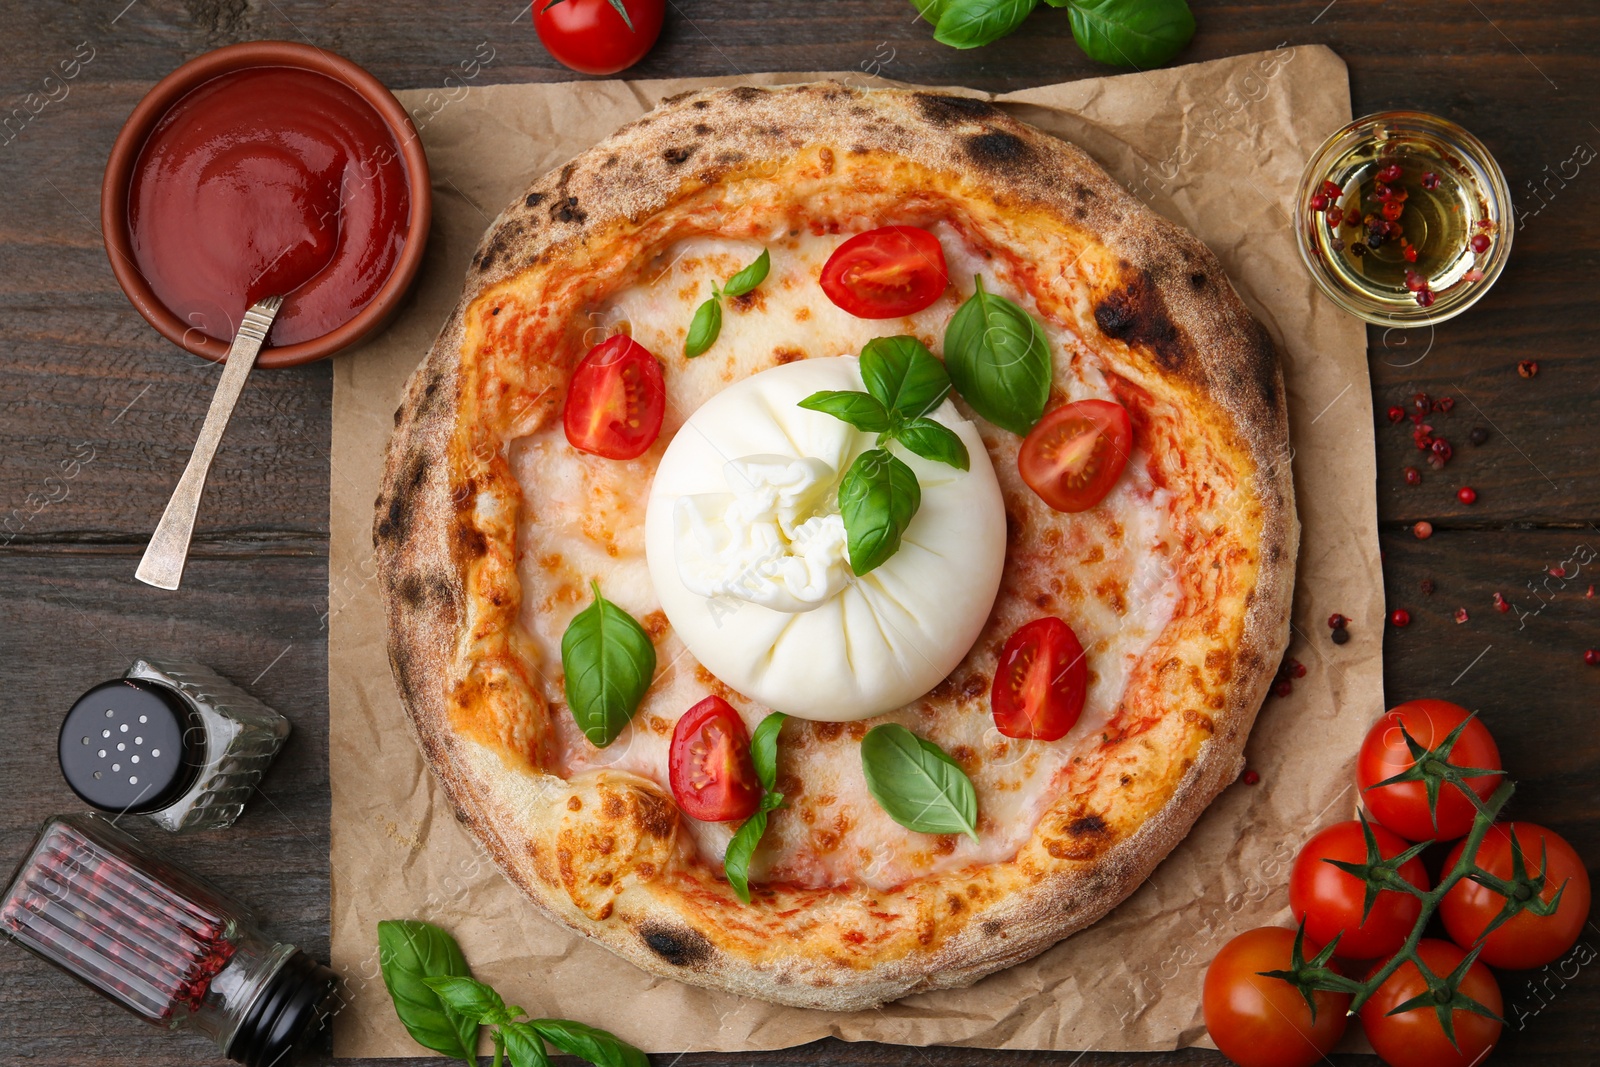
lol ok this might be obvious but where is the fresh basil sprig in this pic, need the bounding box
[561,581,656,748]
[685,248,770,358]
[799,336,968,470]
[839,448,921,576]
[859,723,979,840]
[942,276,1052,436]
[377,920,478,1061]
[921,0,1194,66]
[724,712,787,903]
[380,919,648,1067]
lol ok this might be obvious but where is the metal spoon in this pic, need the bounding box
[135,296,283,590]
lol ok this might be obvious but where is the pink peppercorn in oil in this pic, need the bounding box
[1297,112,1512,326]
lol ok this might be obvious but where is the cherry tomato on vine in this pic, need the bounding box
[1441,822,1591,970]
[1289,820,1429,960]
[1017,400,1132,513]
[818,226,949,318]
[1360,940,1502,1067]
[990,617,1087,741]
[563,335,666,459]
[1357,699,1502,842]
[534,0,664,76]
[1202,927,1350,1067]
[668,697,760,823]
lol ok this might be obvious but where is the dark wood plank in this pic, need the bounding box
[1,1,1598,1065]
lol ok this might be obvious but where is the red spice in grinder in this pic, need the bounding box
[0,814,338,1066]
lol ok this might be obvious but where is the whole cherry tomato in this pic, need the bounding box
[990,617,1088,741]
[1360,940,1502,1067]
[1289,820,1430,960]
[1017,400,1132,512]
[818,226,949,318]
[1357,699,1502,842]
[534,0,664,76]
[562,334,665,460]
[1441,822,1591,970]
[1202,927,1350,1067]
[668,696,760,823]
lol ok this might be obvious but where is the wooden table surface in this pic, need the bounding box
[1,1,1595,1064]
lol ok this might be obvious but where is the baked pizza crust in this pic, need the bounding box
[375,83,1297,1010]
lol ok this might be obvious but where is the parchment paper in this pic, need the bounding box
[329,46,1381,1057]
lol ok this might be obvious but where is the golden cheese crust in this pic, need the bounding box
[374,83,1297,1010]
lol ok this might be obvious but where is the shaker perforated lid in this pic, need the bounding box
[58,679,204,815]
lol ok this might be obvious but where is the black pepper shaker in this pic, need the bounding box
[58,658,290,832]
[0,813,339,1066]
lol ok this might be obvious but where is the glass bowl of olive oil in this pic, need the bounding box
[1296,111,1512,326]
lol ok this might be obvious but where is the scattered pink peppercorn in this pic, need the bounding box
[1433,396,1455,414]
[1455,607,1470,624]
[1402,244,1418,263]
[1421,172,1440,190]
[1493,592,1510,613]
[1470,233,1491,254]
[1345,207,1362,226]
[1414,521,1434,540]
[1321,180,1343,199]
[1273,679,1293,698]
[1589,585,1595,599]
[1381,199,1405,222]
[1477,219,1494,230]
[1412,392,1430,414]
[1420,579,1436,596]
[1242,769,1261,785]
[1388,405,1406,424]
[1327,613,1349,629]
[1518,360,1539,378]
[1374,182,1394,202]
[1377,163,1403,183]
[1458,486,1477,504]
[1551,566,1567,578]
[1586,649,1600,667]
[1310,193,1329,212]
[1432,439,1453,463]
[1463,268,1485,282]
[1416,289,1436,308]
[1389,608,1411,628]
[1404,467,1422,485]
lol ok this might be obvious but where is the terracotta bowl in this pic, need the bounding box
[101,41,431,368]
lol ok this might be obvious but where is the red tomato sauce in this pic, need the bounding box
[127,66,409,347]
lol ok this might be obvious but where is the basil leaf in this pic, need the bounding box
[838,448,921,576]
[748,712,787,793]
[501,1022,552,1067]
[423,975,517,1026]
[724,808,769,904]
[860,336,952,419]
[1065,0,1195,68]
[892,417,970,471]
[530,1019,649,1067]
[798,390,892,433]
[722,248,770,297]
[560,581,656,748]
[943,276,1052,436]
[910,0,945,24]
[377,920,479,1062]
[684,295,722,358]
[934,0,1038,49]
[859,724,979,840]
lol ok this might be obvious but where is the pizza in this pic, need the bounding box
[375,82,1296,1011]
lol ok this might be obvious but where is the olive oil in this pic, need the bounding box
[1297,113,1511,325]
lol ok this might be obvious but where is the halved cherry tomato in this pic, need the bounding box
[668,697,760,823]
[1441,822,1591,970]
[1360,940,1502,1067]
[1203,927,1351,1067]
[1017,400,1132,513]
[1357,699,1502,842]
[534,0,665,77]
[991,617,1087,741]
[818,226,948,318]
[1289,820,1430,960]
[562,334,665,460]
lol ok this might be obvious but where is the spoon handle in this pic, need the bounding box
[135,297,284,590]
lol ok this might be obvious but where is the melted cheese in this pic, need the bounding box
[510,226,1179,891]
